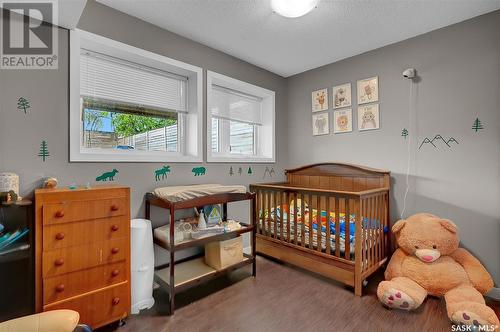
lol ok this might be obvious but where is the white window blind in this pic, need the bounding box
[80,50,187,113]
[210,84,263,125]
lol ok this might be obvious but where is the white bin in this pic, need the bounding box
[130,218,155,314]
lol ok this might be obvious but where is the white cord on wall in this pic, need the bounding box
[400,79,413,220]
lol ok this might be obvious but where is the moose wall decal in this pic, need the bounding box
[155,165,171,181]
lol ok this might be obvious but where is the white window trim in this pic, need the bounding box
[206,71,275,163]
[70,29,203,162]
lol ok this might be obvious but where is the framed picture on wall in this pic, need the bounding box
[312,112,329,136]
[333,109,353,133]
[357,76,378,104]
[333,83,351,109]
[358,104,380,131]
[311,88,328,112]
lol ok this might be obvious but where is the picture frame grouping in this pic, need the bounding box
[311,76,380,135]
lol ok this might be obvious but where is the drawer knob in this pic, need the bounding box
[111,247,120,254]
[111,269,120,277]
[112,297,120,305]
[55,232,65,240]
[54,258,64,266]
[55,210,65,218]
[111,224,119,232]
[111,204,119,211]
[55,284,65,292]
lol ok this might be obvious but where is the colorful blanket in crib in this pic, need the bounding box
[259,198,387,243]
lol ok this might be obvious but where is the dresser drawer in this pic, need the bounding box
[44,282,129,329]
[43,216,128,251]
[43,198,126,225]
[43,238,128,278]
[43,261,127,305]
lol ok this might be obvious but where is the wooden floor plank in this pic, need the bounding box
[97,257,499,332]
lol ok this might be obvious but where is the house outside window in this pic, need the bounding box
[207,71,275,163]
[70,30,202,162]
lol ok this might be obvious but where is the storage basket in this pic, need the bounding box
[205,236,243,270]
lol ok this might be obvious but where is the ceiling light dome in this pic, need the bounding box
[271,0,319,18]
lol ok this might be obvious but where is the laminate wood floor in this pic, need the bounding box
[98,256,500,332]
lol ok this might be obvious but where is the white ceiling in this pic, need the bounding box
[96,0,500,77]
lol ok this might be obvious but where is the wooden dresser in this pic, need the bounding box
[35,186,130,329]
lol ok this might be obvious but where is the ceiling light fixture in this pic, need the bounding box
[271,0,319,18]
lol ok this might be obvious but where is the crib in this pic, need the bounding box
[249,163,391,295]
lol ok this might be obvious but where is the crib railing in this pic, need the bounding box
[251,183,389,268]
[359,190,390,276]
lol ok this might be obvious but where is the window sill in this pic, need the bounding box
[207,154,275,163]
[70,149,202,163]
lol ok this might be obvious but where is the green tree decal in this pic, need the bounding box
[248,167,252,174]
[472,118,483,132]
[17,97,30,114]
[238,167,243,176]
[401,128,409,139]
[38,140,50,162]
[229,166,234,176]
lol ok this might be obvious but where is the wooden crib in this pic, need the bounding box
[250,163,391,295]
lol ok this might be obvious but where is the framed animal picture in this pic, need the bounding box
[357,76,379,104]
[312,112,329,136]
[311,88,328,112]
[333,83,351,109]
[358,104,380,131]
[333,109,352,133]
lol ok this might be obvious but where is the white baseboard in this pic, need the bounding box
[486,287,500,300]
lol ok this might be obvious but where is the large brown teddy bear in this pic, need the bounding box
[377,213,499,328]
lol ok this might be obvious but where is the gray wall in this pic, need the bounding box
[0,2,498,282]
[0,1,287,264]
[0,0,287,216]
[286,10,500,284]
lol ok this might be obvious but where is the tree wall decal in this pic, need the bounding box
[401,128,409,139]
[38,140,50,162]
[17,97,30,114]
[472,118,484,132]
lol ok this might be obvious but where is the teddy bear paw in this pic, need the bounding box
[451,311,491,328]
[381,288,416,310]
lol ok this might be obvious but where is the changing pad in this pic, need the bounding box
[152,184,247,202]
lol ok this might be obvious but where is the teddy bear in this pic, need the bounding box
[377,213,499,329]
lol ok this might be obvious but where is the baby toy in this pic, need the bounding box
[377,213,499,329]
[0,190,18,203]
[43,177,58,189]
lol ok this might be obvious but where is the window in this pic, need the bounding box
[207,71,275,163]
[70,30,202,162]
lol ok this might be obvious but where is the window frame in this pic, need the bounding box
[70,29,203,162]
[206,71,275,163]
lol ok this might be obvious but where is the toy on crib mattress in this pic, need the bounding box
[377,213,499,329]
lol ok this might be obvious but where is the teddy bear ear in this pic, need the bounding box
[392,220,406,234]
[439,219,458,234]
